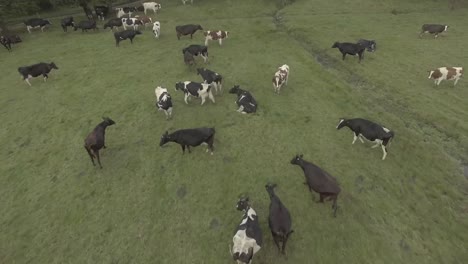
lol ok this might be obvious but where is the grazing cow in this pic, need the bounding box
[24,18,51,33]
[357,39,376,52]
[116,7,137,18]
[331,42,366,63]
[152,21,161,38]
[18,62,58,86]
[184,51,195,65]
[135,15,153,29]
[74,20,98,32]
[336,118,395,160]
[182,44,208,63]
[265,183,293,254]
[82,5,94,20]
[122,18,143,30]
[428,67,463,86]
[154,86,173,120]
[61,16,74,32]
[272,64,290,94]
[182,0,194,4]
[229,85,257,114]
[1,34,21,52]
[84,117,116,169]
[176,24,203,39]
[290,154,341,217]
[159,127,215,154]
[420,24,448,38]
[104,18,123,31]
[204,30,229,46]
[94,5,109,21]
[230,197,262,264]
[114,29,142,47]
[197,68,223,94]
[142,2,161,14]
[175,81,215,105]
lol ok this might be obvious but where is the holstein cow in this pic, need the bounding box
[290,154,341,217]
[84,117,116,169]
[230,197,263,264]
[265,183,293,254]
[420,24,448,38]
[104,18,123,31]
[357,39,376,52]
[175,81,215,105]
[18,62,58,86]
[331,41,366,63]
[428,67,463,86]
[1,34,22,52]
[159,127,215,154]
[74,20,98,32]
[94,5,109,21]
[122,18,143,30]
[229,85,257,114]
[336,118,395,160]
[24,18,51,33]
[142,2,161,14]
[154,86,173,120]
[116,7,137,18]
[176,24,203,40]
[272,64,290,94]
[182,44,208,63]
[114,30,142,47]
[197,68,223,94]
[204,30,229,46]
[152,21,161,38]
[182,0,194,5]
[61,16,74,32]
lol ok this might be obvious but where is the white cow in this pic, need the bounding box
[152,21,161,38]
[142,2,161,14]
[272,64,290,94]
[428,66,463,86]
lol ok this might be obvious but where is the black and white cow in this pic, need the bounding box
[182,44,208,63]
[420,24,448,38]
[122,17,143,30]
[104,18,123,31]
[152,21,161,38]
[24,18,51,33]
[155,86,173,120]
[357,39,376,52]
[231,197,263,264]
[331,42,366,63]
[175,24,203,39]
[175,81,215,105]
[61,16,74,32]
[18,62,58,86]
[74,20,98,32]
[116,7,137,18]
[159,127,215,154]
[94,5,109,21]
[336,118,395,160]
[229,85,257,114]
[197,68,223,94]
[114,29,142,47]
[1,34,21,52]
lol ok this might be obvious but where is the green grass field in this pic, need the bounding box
[1,0,468,263]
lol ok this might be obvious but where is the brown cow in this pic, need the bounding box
[204,30,228,46]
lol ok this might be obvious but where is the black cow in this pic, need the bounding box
[175,24,203,39]
[336,118,395,160]
[82,5,95,20]
[357,39,376,52]
[74,20,98,32]
[182,44,208,63]
[175,81,215,105]
[184,51,195,65]
[228,85,257,114]
[61,17,74,32]
[84,117,116,169]
[1,34,21,52]
[104,18,123,31]
[18,62,58,86]
[114,30,142,47]
[420,24,448,38]
[197,68,223,94]
[159,127,215,154]
[331,42,366,63]
[290,154,341,217]
[94,5,109,21]
[265,183,293,254]
[24,18,51,33]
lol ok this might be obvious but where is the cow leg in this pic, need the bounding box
[43,73,48,82]
[25,77,32,87]
[184,94,189,104]
[208,91,215,103]
[219,39,222,46]
[177,33,181,40]
[454,77,460,86]
[371,142,380,148]
[204,38,209,46]
[358,134,365,143]
[358,52,363,63]
[201,54,208,63]
[84,146,96,166]
[94,149,103,169]
[342,53,346,60]
[200,95,206,105]
[436,79,442,85]
[237,105,244,113]
[381,145,388,160]
[190,33,193,39]
[316,193,325,203]
[206,135,214,155]
[272,233,281,252]
[181,145,186,154]
[41,26,45,32]
[331,194,338,217]
[130,37,134,44]
[187,145,192,153]
[434,33,438,39]
[352,133,358,144]
[27,26,32,33]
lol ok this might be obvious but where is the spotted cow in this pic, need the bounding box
[428,67,463,86]
[204,30,229,46]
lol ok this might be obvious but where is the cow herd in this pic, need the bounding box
[1,1,464,264]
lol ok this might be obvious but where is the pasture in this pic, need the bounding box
[1,0,468,263]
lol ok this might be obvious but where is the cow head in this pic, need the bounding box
[159,131,170,146]
[290,154,304,165]
[196,68,206,75]
[229,85,241,95]
[175,82,186,92]
[331,42,339,48]
[156,3,162,9]
[102,117,116,126]
[236,197,249,212]
[153,21,160,28]
[197,25,203,30]
[444,25,449,31]
[336,118,347,129]
[45,20,52,25]
[49,62,59,70]
[232,247,254,264]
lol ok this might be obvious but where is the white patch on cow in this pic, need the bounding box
[382,127,390,133]
[444,25,448,32]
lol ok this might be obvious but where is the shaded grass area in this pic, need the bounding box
[1,0,467,263]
